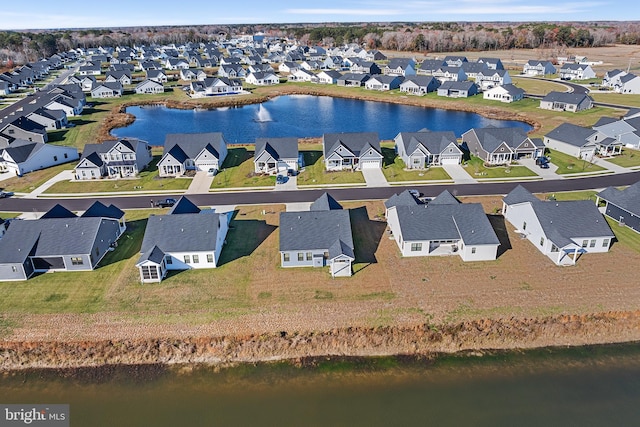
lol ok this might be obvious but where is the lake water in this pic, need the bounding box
[2,343,639,426]
[111,95,533,146]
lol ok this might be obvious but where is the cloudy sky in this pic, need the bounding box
[0,0,630,30]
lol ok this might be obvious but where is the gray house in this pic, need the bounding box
[383,58,416,76]
[462,127,544,164]
[437,81,478,98]
[540,92,593,112]
[596,181,640,233]
[386,190,500,261]
[323,132,383,171]
[254,137,300,174]
[136,197,229,283]
[543,123,612,160]
[158,132,228,177]
[523,60,556,76]
[399,75,440,95]
[336,73,370,87]
[364,75,404,91]
[0,205,124,281]
[394,130,462,168]
[279,193,355,277]
[75,138,152,180]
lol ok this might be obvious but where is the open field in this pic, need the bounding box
[1,196,639,342]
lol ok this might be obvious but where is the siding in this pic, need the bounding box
[605,203,640,233]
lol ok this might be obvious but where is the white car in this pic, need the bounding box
[207,168,218,176]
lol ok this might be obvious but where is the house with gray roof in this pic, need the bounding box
[279,193,355,277]
[245,71,279,86]
[145,69,168,83]
[522,60,556,76]
[104,70,132,85]
[543,123,614,160]
[540,91,593,112]
[602,69,627,89]
[254,137,300,174]
[0,204,124,281]
[596,181,640,233]
[323,132,383,171]
[336,73,370,87]
[189,77,242,97]
[462,127,543,164]
[394,130,462,168]
[135,196,229,283]
[75,138,152,180]
[386,190,500,261]
[27,108,68,130]
[591,118,637,152]
[134,79,164,94]
[384,189,420,216]
[432,66,467,83]
[618,73,640,94]
[0,117,48,145]
[417,59,446,76]
[90,81,123,98]
[399,75,440,95]
[383,58,416,76]
[477,57,504,70]
[559,63,596,80]
[364,75,404,91]
[316,70,342,85]
[483,84,525,103]
[475,69,512,89]
[157,132,228,177]
[0,140,78,176]
[437,81,478,98]
[502,185,613,265]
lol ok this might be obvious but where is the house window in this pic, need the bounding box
[298,253,304,262]
[192,254,199,263]
[522,221,527,230]
[141,265,159,280]
[11,266,17,273]
[166,256,172,265]
[589,239,596,248]
[551,244,559,253]
[207,254,214,263]
[306,252,312,261]
[64,153,68,159]
[582,240,588,248]
[283,253,290,262]
[540,237,545,246]
[471,247,476,254]
[184,255,191,263]
[410,243,422,252]
[71,257,84,265]
[54,156,58,162]
[602,239,609,248]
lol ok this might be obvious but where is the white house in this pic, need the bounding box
[483,84,525,103]
[0,140,78,176]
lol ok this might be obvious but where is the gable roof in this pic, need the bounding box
[397,130,458,155]
[41,204,77,219]
[544,123,597,147]
[468,127,530,151]
[323,132,380,158]
[163,132,226,160]
[279,209,353,256]
[384,190,421,209]
[429,190,461,205]
[254,137,298,161]
[597,181,640,216]
[139,212,225,255]
[310,193,342,211]
[81,201,124,220]
[503,185,541,205]
[542,91,592,105]
[1,141,42,163]
[167,196,201,215]
[531,201,613,247]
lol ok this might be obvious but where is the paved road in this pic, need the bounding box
[1,171,639,213]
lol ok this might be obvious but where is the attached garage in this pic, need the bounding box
[440,156,460,165]
[359,159,382,169]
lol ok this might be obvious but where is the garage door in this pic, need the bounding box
[360,160,380,169]
[441,156,460,165]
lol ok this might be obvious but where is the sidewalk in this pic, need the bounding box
[23,170,75,199]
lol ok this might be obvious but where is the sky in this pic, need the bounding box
[0,0,634,31]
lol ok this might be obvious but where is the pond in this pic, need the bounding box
[111,95,533,146]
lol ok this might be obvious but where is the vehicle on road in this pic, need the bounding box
[0,191,14,198]
[155,198,176,208]
[408,189,421,198]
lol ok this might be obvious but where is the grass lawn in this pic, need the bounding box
[540,190,598,201]
[591,92,640,108]
[382,156,452,182]
[603,148,640,168]
[511,77,567,95]
[0,162,75,193]
[43,156,191,194]
[464,156,538,179]
[297,150,365,185]
[546,149,607,174]
[212,147,275,188]
[606,217,640,253]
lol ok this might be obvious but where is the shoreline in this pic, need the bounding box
[1,310,638,371]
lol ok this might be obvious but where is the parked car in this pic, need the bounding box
[539,162,550,169]
[286,169,298,177]
[536,156,550,168]
[276,175,287,184]
[407,189,421,198]
[0,191,14,198]
[155,198,176,208]
[207,168,217,176]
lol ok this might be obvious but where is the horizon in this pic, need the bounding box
[0,0,636,31]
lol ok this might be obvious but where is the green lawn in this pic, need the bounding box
[606,217,640,253]
[43,156,191,194]
[591,93,640,108]
[546,149,607,174]
[542,190,598,201]
[0,162,75,193]
[212,147,276,188]
[511,77,567,95]
[464,156,538,179]
[382,156,452,182]
[296,151,365,185]
[604,148,640,167]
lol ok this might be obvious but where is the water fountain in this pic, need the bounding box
[255,104,273,122]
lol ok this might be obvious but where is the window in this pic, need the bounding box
[283,253,290,262]
[582,240,588,248]
[410,243,422,252]
[551,244,559,253]
[298,253,304,262]
[166,256,172,265]
[589,239,596,248]
[53,156,58,162]
[306,252,312,261]
[192,254,199,263]
[141,265,159,280]
[71,257,84,265]
[207,254,214,263]
[522,221,527,230]
[11,266,17,272]
[471,247,476,254]
[602,239,609,248]
[540,237,545,246]
[184,255,191,263]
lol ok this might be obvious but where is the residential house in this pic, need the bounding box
[134,79,164,94]
[288,69,315,82]
[366,50,387,61]
[502,185,613,265]
[217,64,246,79]
[79,75,97,92]
[394,130,462,168]
[75,138,152,180]
[254,137,300,174]
[592,117,640,150]
[164,58,190,70]
[443,56,468,67]
[350,61,381,75]
[399,75,440,95]
[385,190,500,261]
[477,57,504,70]
[104,70,132,85]
[323,132,383,171]
[559,63,596,80]
[0,140,78,176]
[157,132,228,177]
[136,197,229,283]
[78,64,101,76]
[596,181,640,233]
[279,193,355,277]
[432,66,467,83]
[483,84,525,103]
[475,69,512,89]
[336,73,370,87]
[0,205,124,281]
[461,62,488,80]
[81,201,127,235]
[189,77,242,97]
[316,70,342,85]
[462,127,544,164]
[602,69,627,89]
[364,75,403,91]
[278,62,299,74]
[90,81,123,98]
[522,60,556,76]
[179,68,207,81]
[0,81,11,96]
[383,58,416,76]
[245,71,279,86]
[539,92,593,112]
[543,123,618,159]
[618,73,640,94]
[26,108,68,130]
[0,117,48,144]
[437,81,478,98]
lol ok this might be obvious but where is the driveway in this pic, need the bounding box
[362,167,389,187]
[186,171,214,194]
[275,175,297,191]
[519,158,560,180]
[593,157,629,174]
[442,164,477,184]
[23,170,75,198]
